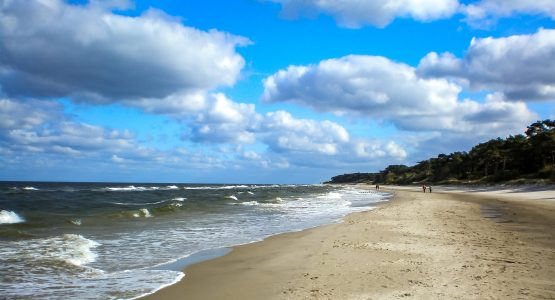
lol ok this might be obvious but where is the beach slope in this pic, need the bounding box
[143,186,555,299]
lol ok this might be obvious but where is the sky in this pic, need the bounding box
[0,0,554,184]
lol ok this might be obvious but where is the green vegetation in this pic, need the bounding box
[328,120,555,185]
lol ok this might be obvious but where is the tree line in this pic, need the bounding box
[328,120,555,185]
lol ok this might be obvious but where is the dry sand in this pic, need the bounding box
[142,185,555,299]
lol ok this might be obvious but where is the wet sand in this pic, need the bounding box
[142,185,555,299]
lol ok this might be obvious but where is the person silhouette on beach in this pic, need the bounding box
[375,184,379,190]
[422,185,426,193]
[428,186,432,193]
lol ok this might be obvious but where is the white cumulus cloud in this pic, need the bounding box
[418,28,555,101]
[260,110,350,155]
[269,0,459,28]
[0,0,248,102]
[127,90,407,165]
[462,0,555,27]
[262,54,537,137]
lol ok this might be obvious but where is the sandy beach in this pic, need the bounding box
[142,185,555,299]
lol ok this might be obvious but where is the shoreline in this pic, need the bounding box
[136,185,390,299]
[142,185,555,299]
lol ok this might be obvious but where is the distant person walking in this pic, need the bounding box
[375,184,380,190]
[428,186,432,193]
[422,185,426,193]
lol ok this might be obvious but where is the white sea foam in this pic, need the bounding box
[172,197,187,201]
[239,201,284,208]
[69,219,82,226]
[184,185,265,190]
[318,192,342,200]
[227,195,238,201]
[247,191,255,195]
[106,185,182,192]
[0,210,25,224]
[113,199,168,206]
[133,208,152,218]
[10,234,101,266]
[58,234,100,266]
[0,248,182,300]
[22,186,38,190]
[107,185,144,191]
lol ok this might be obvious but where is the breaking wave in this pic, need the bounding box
[5,234,101,267]
[133,208,152,218]
[0,210,25,224]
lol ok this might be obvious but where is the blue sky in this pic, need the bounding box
[0,0,554,183]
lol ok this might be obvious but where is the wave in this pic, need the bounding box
[133,208,152,218]
[184,185,250,190]
[0,210,25,224]
[68,219,82,226]
[150,203,183,214]
[111,197,187,207]
[109,201,189,219]
[105,185,151,192]
[23,186,38,191]
[226,195,238,201]
[7,234,101,267]
[111,199,170,206]
[238,201,282,208]
[53,234,100,266]
[183,184,296,190]
[102,185,180,192]
[317,192,342,200]
[230,197,285,207]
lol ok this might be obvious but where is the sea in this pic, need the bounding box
[0,182,390,299]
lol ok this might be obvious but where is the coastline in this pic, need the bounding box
[142,185,555,299]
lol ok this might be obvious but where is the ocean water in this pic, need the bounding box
[0,182,390,299]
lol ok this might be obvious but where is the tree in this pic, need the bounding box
[526,120,555,169]
[330,120,554,184]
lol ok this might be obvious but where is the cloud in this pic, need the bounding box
[418,29,555,101]
[0,0,248,102]
[461,0,555,27]
[0,98,247,176]
[126,91,407,166]
[269,0,555,29]
[269,0,459,28]
[262,54,537,136]
[0,96,410,183]
[0,98,62,130]
[0,99,137,158]
[260,110,349,155]
[261,55,462,120]
[128,92,260,144]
